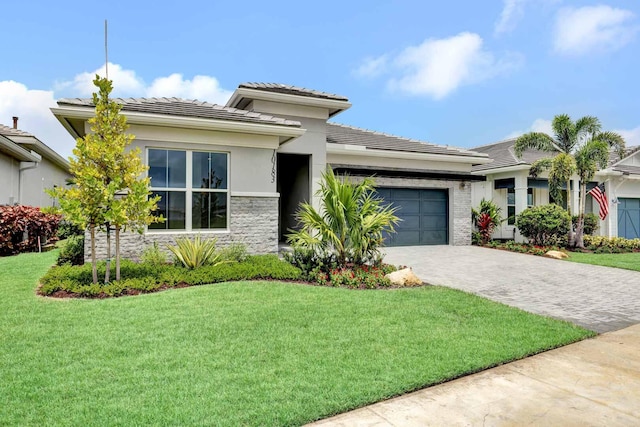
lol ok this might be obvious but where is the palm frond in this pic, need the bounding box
[595,130,626,160]
[552,114,574,152]
[528,157,554,178]
[513,132,557,158]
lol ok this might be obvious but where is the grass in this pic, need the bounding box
[566,251,640,272]
[1,251,593,426]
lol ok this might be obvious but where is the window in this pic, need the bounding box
[507,188,516,225]
[527,188,534,208]
[148,149,228,231]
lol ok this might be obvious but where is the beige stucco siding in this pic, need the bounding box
[0,153,19,205]
[327,153,471,173]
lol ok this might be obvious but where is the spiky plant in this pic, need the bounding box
[287,168,400,267]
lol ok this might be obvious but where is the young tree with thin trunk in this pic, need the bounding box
[50,76,161,283]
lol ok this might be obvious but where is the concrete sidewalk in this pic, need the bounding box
[309,324,640,426]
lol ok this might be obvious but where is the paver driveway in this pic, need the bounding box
[383,246,640,333]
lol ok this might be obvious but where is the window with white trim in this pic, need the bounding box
[507,188,516,225]
[148,148,229,231]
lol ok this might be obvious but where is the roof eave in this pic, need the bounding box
[0,135,42,162]
[227,87,352,116]
[10,135,70,171]
[471,164,531,175]
[52,105,306,146]
[327,143,492,165]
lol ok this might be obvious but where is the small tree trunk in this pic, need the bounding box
[90,223,98,284]
[105,223,111,284]
[115,226,121,281]
[575,182,587,249]
[566,179,575,247]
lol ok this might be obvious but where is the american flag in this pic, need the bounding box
[588,183,609,220]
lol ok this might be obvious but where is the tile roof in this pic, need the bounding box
[238,83,349,102]
[471,138,555,172]
[609,145,640,165]
[0,124,34,137]
[612,164,640,175]
[57,97,302,128]
[327,123,487,158]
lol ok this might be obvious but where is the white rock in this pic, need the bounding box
[385,268,423,286]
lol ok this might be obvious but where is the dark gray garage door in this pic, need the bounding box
[618,198,640,239]
[377,188,448,246]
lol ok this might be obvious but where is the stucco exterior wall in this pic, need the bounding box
[20,157,70,207]
[0,153,19,205]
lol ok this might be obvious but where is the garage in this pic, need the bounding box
[376,188,448,246]
[618,198,640,239]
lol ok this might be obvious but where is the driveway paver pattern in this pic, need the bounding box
[383,246,640,333]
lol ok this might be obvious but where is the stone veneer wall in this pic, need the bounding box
[84,196,279,262]
[349,176,472,246]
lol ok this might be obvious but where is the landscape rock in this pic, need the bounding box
[385,267,423,287]
[545,250,569,260]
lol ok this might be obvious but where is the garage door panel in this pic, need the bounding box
[422,231,447,244]
[421,200,446,214]
[391,189,421,200]
[377,187,448,246]
[423,215,448,229]
[618,198,640,239]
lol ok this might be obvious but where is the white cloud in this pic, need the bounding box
[616,126,640,146]
[353,55,389,78]
[2,63,233,159]
[494,0,560,35]
[495,0,528,35]
[146,73,231,104]
[55,63,232,103]
[367,32,523,99]
[506,118,553,139]
[0,80,76,158]
[553,5,639,55]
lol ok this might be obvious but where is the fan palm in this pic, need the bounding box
[287,167,400,267]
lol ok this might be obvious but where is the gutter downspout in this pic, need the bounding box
[18,161,39,205]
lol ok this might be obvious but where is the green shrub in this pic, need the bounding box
[217,243,248,262]
[141,242,167,266]
[583,235,640,253]
[57,220,84,240]
[56,235,85,266]
[282,246,337,279]
[572,213,599,235]
[39,255,302,297]
[516,204,571,246]
[166,236,224,269]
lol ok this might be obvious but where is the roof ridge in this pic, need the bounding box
[471,137,518,150]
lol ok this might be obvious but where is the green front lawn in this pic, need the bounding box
[566,251,640,272]
[1,251,593,426]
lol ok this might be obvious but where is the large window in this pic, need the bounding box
[507,188,516,225]
[148,149,228,231]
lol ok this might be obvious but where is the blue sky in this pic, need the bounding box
[1,0,639,158]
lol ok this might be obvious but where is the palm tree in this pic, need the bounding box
[514,114,625,247]
[574,132,625,247]
[287,167,400,267]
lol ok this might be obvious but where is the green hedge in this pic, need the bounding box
[39,255,302,298]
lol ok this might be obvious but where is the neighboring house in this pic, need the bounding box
[471,138,640,240]
[51,82,490,258]
[0,119,71,207]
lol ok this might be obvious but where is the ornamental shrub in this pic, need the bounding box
[572,213,599,236]
[516,204,571,246]
[0,205,61,255]
[583,235,640,253]
[57,235,85,266]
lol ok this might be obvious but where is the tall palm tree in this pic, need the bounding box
[574,132,625,247]
[514,114,625,248]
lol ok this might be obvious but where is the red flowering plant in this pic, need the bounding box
[0,205,61,255]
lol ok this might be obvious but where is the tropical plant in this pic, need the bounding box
[287,168,400,268]
[516,204,571,246]
[471,199,503,244]
[572,213,599,236]
[166,236,227,269]
[49,76,162,283]
[513,114,625,247]
[573,132,625,247]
